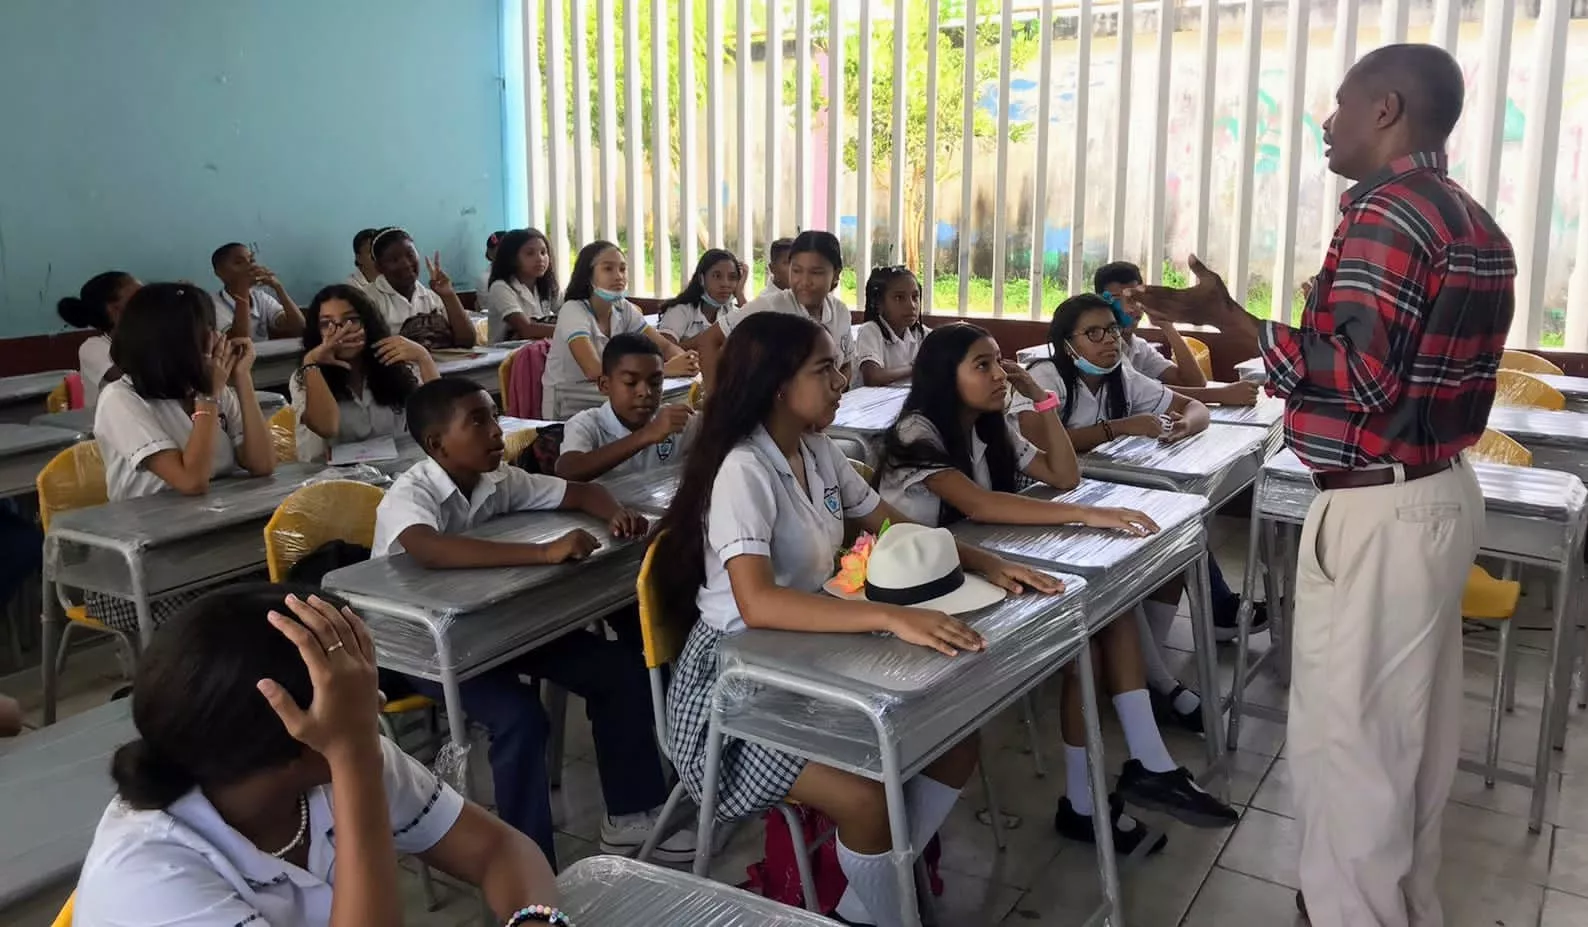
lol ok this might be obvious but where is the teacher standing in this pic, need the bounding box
[1131,44,1516,927]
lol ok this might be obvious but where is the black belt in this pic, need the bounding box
[1310,458,1454,492]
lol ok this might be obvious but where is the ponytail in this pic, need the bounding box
[58,271,133,334]
[111,739,197,810]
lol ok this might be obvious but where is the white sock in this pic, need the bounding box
[1135,605,1180,694]
[835,837,906,927]
[1173,687,1202,715]
[1064,743,1094,816]
[905,775,961,853]
[1113,689,1177,773]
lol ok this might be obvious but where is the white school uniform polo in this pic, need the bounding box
[287,372,406,463]
[754,283,783,302]
[853,320,927,377]
[561,401,698,482]
[367,275,447,331]
[657,301,726,342]
[94,378,246,501]
[215,287,286,341]
[73,737,462,927]
[344,271,376,291]
[483,278,557,343]
[1123,336,1173,380]
[696,427,879,633]
[717,289,855,378]
[79,333,114,408]
[1009,360,1173,424]
[878,412,1040,527]
[372,456,568,556]
[541,299,653,418]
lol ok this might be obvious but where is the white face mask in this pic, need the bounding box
[1067,344,1122,376]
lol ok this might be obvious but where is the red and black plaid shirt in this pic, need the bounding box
[1260,152,1516,471]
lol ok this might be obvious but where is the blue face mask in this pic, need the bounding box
[1101,292,1135,329]
[1068,344,1122,376]
[700,292,727,309]
[593,286,626,303]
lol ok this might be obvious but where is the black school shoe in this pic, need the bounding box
[1150,684,1205,735]
[1116,760,1239,828]
[1214,599,1270,643]
[1054,793,1168,856]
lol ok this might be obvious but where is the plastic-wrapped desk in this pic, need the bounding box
[600,466,682,515]
[1233,358,1266,383]
[1080,423,1266,512]
[701,574,1121,927]
[1484,407,1588,483]
[1015,343,1053,366]
[322,511,644,794]
[250,339,305,390]
[0,370,73,424]
[434,346,517,394]
[1533,374,1588,413]
[30,392,288,443]
[0,423,80,499]
[557,855,834,925]
[553,376,696,418]
[1203,387,1285,459]
[824,386,908,467]
[1234,449,1586,832]
[0,700,130,906]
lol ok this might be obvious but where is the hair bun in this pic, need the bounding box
[57,296,91,329]
[110,738,195,810]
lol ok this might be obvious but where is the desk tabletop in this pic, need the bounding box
[829,386,908,436]
[0,422,80,459]
[434,346,516,375]
[1486,406,1588,445]
[1204,389,1285,429]
[1082,423,1265,481]
[601,466,683,515]
[254,338,303,360]
[558,855,835,925]
[1234,358,1266,382]
[0,370,73,406]
[1532,374,1588,399]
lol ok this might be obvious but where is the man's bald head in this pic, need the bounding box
[1324,43,1465,180]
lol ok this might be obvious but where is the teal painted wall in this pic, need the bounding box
[0,0,507,338]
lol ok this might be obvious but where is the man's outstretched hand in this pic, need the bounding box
[1125,256,1258,346]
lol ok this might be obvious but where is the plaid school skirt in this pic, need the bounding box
[88,590,208,638]
[667,621,808,823]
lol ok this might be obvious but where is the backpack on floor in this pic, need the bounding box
[743,804,942,913]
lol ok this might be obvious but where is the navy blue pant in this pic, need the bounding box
[0,503,42,606]
[1207,557,1243,623]
[401,624,666,867]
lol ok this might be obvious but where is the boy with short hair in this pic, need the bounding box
[756,237,796,301]
[372,376,697,864]
[556,334,696,484]
[348,227,381,289]
[210,241,306,341]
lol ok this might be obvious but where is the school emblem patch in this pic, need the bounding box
[657,436,675,461]
[823,486,841,517]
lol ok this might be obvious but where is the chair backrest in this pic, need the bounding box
[1470,428,1532,467]
[36,441,107,532]
[848,458,874,483]
[50,892,72,927]
[1181,336,1214,379]
[1494,370,1565,411]
[267,406,298,462]
[506,340,551,418]
[636,531,686,672]
[473,316,489,345]
[46,380,69,413]
[1500,349,1562,376]
[687,380,703,410]
[503,427,539,466]
[263,480,386,582]
[498,346,518,403]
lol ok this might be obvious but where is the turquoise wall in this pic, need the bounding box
[0,0,508,338]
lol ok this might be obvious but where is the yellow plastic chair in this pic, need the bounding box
[50,893,72,927]
[498,345,523,405]
[1181,335,1214,380]
[848,458,875,483]
[46,380,70,413]
[267,406,298,463]
[1470,428,1532,467]
[1500,349,1563,376]
[503,427,538,466]
[1463,563,1523,787]
[1493,370,1564,411]
[473,316,490,345]
[687,380,703,410]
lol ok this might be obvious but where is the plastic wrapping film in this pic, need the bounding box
[952,479,1210,622]
[1533,374,1588,403]
[263,479,387,581]
[435,346,517,381]
[1495,370,1566,410]
[0,370,73,407]
[601,466,683,515]
[1081,422,1265,500]
[715,569,1087,778]
[0,423,81,498]
[827,386,909,437]
[322,510,645,679]
[1234,357,1267,383]
[557,855,837,925]
[1205,390,1285,430]
[1016,343,1054,365]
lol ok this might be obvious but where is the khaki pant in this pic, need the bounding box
[1288,458,1483,927]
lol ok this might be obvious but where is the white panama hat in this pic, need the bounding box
[824,522,1006,615]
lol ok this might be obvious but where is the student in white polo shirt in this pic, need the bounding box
[656,248,746,349]
[556,333,697,483]
[211,242,306,341]
[364,227,477,350]
[345,227,381,290]
[57,270,142,408]
[483,228,561,342]
[854,264,929,387]
[73,585,561,927]
[755,236,795,301]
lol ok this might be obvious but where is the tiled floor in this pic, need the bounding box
[5,517,1587,926]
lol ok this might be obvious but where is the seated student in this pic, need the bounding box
[210,242,307,341]
[698,230,855,395]
[345,227,381,290]
[73,586,561,927]
[556,334,696,483]
[477,229,508,296]
[58,271,141,407]
[756,236,795,301]
[364,227,477,350]
[541,240,697,418]
[291,284,438,462]
[1013,294,1218,732]
[653,311,1060,927]
[93,284,275,636]
[855,265,928,387]
[877,324,1237,853]
[657,249,747,349]
[484,228,561,342]
[372,376,696,864]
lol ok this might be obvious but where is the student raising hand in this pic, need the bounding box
[425,252,454,296]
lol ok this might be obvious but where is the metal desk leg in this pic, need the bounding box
[692,700,727,878]
[40,579,62,726]
[1186,555,1228,772]
[1227,506,1268,752]
[1275,523,1300,687]
[879,741,923,927]
[438,666,476,801]
[127,551,155,651]
[1077,639,1123,927]
[1531,563,1575,832]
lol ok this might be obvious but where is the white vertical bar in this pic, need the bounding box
[1144,0,1171,284]
[1190,0,1217,257]
[1068,0,1092,296]
[796,0,813,232]
[765,0,783,243]
[1228,0,1264,304]
[572,0,596,246]
[888,0,907,261]
[1469,0,1513,214]
[858,0,875,273]
[624,0,647,284]
[522,0,545,231]
[1318,0,1359,263]
[959,1,980,310]
[923,0,941,313]
[707,0,725,244]
[1511,0,1567,348]
[598,0,620,241]
[1430,0,1459,53]
[737,0,755,290]
[826,6,844,235]
[1566,158,1588,350]
[1272,0,1309,324]
[1108,0,1132,257]
[680,0,698,274]
[991,0,1013,317]
[545,0,571,278]
[1029,0,1055,315]
[1378,0,1408,45]
[652,0,672,295]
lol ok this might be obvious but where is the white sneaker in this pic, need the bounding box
[600,807,699,864]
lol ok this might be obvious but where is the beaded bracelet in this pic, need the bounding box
[505,905,573,926]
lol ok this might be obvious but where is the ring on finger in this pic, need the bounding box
[326,640,347,655]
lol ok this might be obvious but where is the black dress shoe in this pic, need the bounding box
[1054,793,1168,856]
[1116,760,1239,828]
[1150,683,1205,734]
[1214,600,1270,643]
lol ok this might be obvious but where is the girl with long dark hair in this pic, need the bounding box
[657,248,746,349]
[854,265,929,387]
[483,228,561,342]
